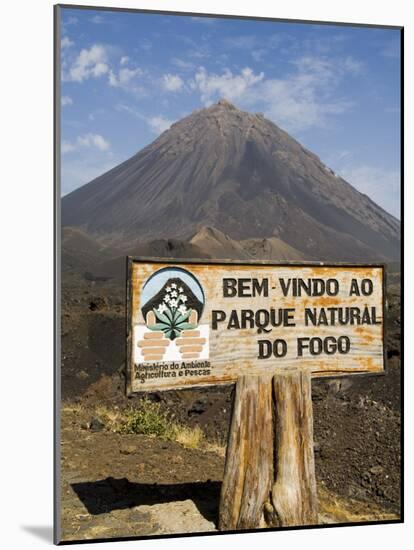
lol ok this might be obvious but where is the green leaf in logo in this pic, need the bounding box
[147,322,170,332]
[175,308,192,325]
[175,322,198,331]
[153,308,172,325]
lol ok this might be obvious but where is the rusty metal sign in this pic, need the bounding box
[126,259,386,394]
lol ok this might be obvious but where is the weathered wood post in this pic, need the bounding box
[219,369,318,530]
[271,369,318,526]
[219,375,274,530]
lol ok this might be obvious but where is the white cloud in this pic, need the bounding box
[171,57,195,71]
[62,15,78,28]
[63,43,145,92]
[61,36,73,49]
[259,55,361,130]
[338,165,400,218]
[291,56,334,81]
[115,103,141,117]
[61,95,73,107]
[78,133,110,150]
[147,116,174,134]
[109,66,142,88]
[66,44,109,82]
[62,133,110,154]
[162,73,184,92]
[189,55,361,132]
[116,104,175,136]
[190,66,264,104]
[61,141,76,154]
[258,60,353,132]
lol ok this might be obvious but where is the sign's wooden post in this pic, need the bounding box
[219,375,274,530]
[219,369,318,530]
[271,369,317,526]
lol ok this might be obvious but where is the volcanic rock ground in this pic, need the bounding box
[60,403,398,542]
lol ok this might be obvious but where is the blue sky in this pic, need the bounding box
[60,7,401,218]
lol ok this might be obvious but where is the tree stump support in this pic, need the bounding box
[219,369,318,530]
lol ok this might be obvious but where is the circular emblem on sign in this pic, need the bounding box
[140,267,205,340]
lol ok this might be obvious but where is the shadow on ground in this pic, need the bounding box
[72,478,221,525]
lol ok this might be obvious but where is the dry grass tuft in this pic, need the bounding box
[318,486,399,523]
[172,425,204,449]
[61,403,84,414]
[94,405,123,432]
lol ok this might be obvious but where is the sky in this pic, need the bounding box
[60,7,401,218]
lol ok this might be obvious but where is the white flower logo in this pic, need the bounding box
[147,278,199,341]
[161,289,188,309]
[178,304,188,315]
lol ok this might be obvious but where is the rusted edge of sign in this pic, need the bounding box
[125,257,388,396]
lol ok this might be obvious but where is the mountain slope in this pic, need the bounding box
[62,99,400,261]
[61,227,120,273]
[242,235,310,261]
[189,226,251,259]
[190,226,307,261]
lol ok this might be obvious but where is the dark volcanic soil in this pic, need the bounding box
[60,405,398,542]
